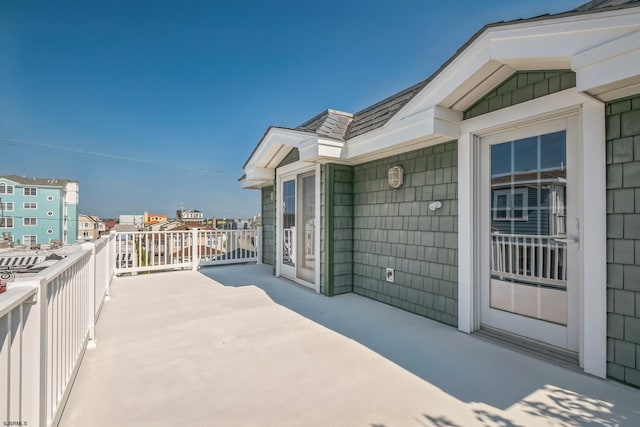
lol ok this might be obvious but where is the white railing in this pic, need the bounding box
[491,233,567,287]
[283,227,295,264]
[114,228,261,275]
[0,234,115,427]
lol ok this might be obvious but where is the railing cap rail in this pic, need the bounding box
[0,285,38,318]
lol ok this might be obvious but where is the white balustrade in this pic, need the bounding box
[0,234,115,427]
[490,233,567,287]
[113,228,261,275]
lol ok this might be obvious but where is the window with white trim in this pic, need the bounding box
[23,235,37,245]
[47,195,54,201]
[47,229,54,235]
[24,202,37,209]
[47,211,54,216]
[0,218,14,228]
[0,183,14,194]
[24,187,37,196]
[492,188,528,221]
[23,217,37,226]
[0,201,14,211]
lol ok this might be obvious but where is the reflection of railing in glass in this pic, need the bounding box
[491,233,567,287]
[283,227,295,266]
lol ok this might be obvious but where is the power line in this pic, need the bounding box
[0,136,233,176]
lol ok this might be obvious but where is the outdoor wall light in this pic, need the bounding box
[429,201,442,211]
[388,166,404,188]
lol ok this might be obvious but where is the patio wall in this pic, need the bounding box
[352,142,459,326]
[606,93,640,388]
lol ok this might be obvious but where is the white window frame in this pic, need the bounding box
[492,188,528,221]
[0,183,14,194]
[47,211,54,216]
[0,217,14,228]
[23,235,37,245]
[23,187,37,196]
[0,201,14,212]
[23,217,37,226]
[47,195,54,201]
[23,202,37,210]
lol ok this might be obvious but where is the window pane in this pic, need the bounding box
[513,136,538,172]
[491,142,511,176]
[540,131,566,170]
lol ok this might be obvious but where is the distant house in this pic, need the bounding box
[176,207,204,224]
[77,214,103,241]
[143,211,167,226]
[241,1,640,387]
[0,175,79,246]
[119,214,144,230]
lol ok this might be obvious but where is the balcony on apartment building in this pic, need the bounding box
[2,230,640,427]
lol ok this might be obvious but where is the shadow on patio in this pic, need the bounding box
[59,264,639,427]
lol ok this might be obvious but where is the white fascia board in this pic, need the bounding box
[298,136,345,163]
[245,166,274,181]
[573,30,640,97]
[346,106,460,161]
[239,177,271,189]
[249,128,316,169]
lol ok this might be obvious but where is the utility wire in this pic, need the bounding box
[0,136,233,176]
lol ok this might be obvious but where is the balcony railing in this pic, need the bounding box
[0,227,261,426]
[113,228,261,275]
[490,233,567,287]
[0,233,114,427]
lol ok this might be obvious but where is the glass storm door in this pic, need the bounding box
[281,178,296,280]
[296,172,316,283]
[480,121,579,351]
[280,171,316,286]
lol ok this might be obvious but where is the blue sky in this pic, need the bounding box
[0,0,580,219]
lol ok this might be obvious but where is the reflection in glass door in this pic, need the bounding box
[489,131,568,325]
[297,172,315,283]
[281,179,296,278]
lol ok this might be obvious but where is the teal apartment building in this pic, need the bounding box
[0,175,78,246]
[242,1,640,388]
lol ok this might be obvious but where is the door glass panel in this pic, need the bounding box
[297,173,315,283]
[490,131,567,325]
[282,179,295,267]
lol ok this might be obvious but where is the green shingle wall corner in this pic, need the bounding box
[606,93,640,389]
[323,164,335,296]
[261,186,275,267]
[463,70,576,120]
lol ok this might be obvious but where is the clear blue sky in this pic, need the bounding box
[0,0,581,219]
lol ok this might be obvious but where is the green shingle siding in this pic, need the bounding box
[322,164,354,296]
[261,186,275,266]
[606,93,640,388]
[463,71,576,120]
[278,148,299,167]
[352,141,458,326]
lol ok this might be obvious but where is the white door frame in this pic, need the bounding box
[276,162,321,293]
[478,117,579,351]
[457,89,607,377]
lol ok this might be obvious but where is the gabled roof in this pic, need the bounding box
[297,109,353,140]
[242,0,640,185]
[0,175,77,187]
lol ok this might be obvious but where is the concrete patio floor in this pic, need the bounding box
[59,264,640,427]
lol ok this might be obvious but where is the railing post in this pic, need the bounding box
[15,278,46,427]
[81,242,97,344]
[256,226,262,264]
[191,228,199,271]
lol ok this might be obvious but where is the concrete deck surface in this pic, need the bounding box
[60,264,640,427]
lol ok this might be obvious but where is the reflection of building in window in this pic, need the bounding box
[493,188,528,221]
[0,218,14,228]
